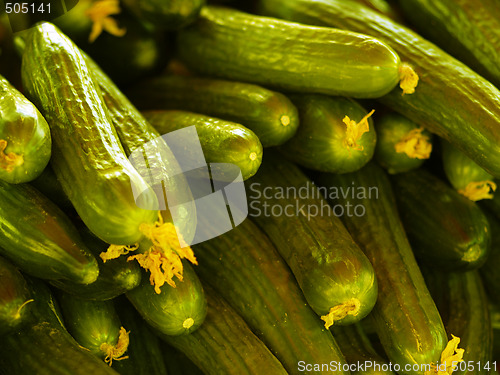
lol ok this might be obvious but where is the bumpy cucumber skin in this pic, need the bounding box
[247,152,378,326]
[315,163,447,374]
[0,256,32,336]
[0,181,99,285]
[143,110,263,180]
[21,23,158,245]
[258,0,500,178]
[397,0,500,88]
[178,6,401,99]
[0,75,51,184]
[159,285,289,375]
[0,278,119,375]
[194,218,350,375]
[391,169,491,271]
[280,95,376,173]
[126,261,206,336]
[127,75,299,147]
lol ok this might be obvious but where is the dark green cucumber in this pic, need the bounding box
[442,140,496,201]
[0,181,99,284]
[374,111,433,174]
[58,293,130,365]
[0,277,119,375]
[126,261,206,336]
[0,74,51,183]
[127,74,299,147]
[422,267,492,375]
[194,218,350,375]
[50,230,142,301]
[315,162,447,374]
[30,165,73,211]
[162,343,203,375]
[396,0,500,88]
[479,210,500,306]
[122,0,205,29]
[332,324,396,375]
[143,110,263,180]
[391,169,491,271]
[21,22,158,245]
[247,152,377,327]
[258,0,500,178]
[0,255,33,335]
[279,95,376,173]
[159,285,288,375]
[177,6,405,99]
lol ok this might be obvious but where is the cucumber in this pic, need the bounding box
[122,0,205,29]
[0,255,33,335]
[50,230,142,301]
[177,6,410,99]
[194,218,350,375]
[20,22,158,246]
[126,74,299,147]
[442,140,496,201]
[258,0,500,178]
[0,180,99,284]
[162,343,204,375]
[142,110,263,180]
[30,165,73,211]
[0,74,51,183]
[126,260,206,336]
[479,210,500,306]
[159,285,289,375]
[315,162,448,374]
[422,268,492,375]
[0,277,119,375]
[396,0,500,88]
[279,95,376,173]
[391,169,491,271]
[347,0,404,22]
[374,111,433,174]
[58,293,130,366]
[247,152,378,327]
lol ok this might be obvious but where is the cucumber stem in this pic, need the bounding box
[458,180,497,201]
[394,127,432,159]
[85,0,126,43]
[100,326,130,366]
[342,109,375,152]
[398,63,419,95]
[0,140,24,173]
[320,298,361,329]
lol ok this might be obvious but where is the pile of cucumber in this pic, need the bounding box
[1,0,500,374]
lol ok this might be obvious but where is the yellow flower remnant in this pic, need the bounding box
[458,180,497,201]
[343,109,375,152]
[100,326,130,366]
[425,335,464,375]
[395,127,432,159]
[100,243,139,263]
[85,0,126,43]
[320,298,361,329]
[399,62,419,95]
[0,140,23,172]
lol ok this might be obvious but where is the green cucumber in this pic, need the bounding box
[347,0,404,22]
[126,74,299,147]
[194,218,350,375]
[0,181,99,284]
[159,285,288,375]
[258,0,500,178]
[315,162,447,374]
[126,261,206,336]
[50,230,142,301]
[20,22,158,245]
[422,267,492,375]
[391,169,491,271]
[0,74,51,183]
[162,343,203,375]
[479,210,500,306]
[58,293,130,366]
[30,165,73,211]
[442,140,496,201]
[142,110,263,180]
[247,152,377,327]
[0,255,33,335]
[177,6,408,99]
[279,95,376,173]
[374,111,433,174]
[122,0,205,29]
[0,277,119,375]
[396,0,500,88]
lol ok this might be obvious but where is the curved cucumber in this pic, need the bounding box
[279,95,376,173]
[247,152,377,327]
[0,74,51,183]
[127,74,299,147]
[178,6,405,99]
